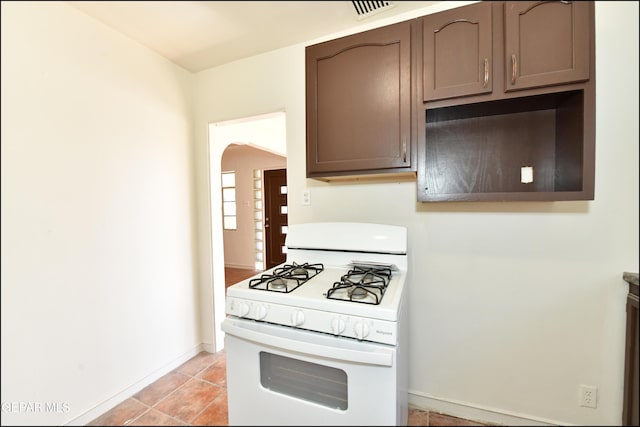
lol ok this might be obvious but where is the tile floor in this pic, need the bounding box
[88,350,491,426]
[88,351,227,426]
[89,269,492,426]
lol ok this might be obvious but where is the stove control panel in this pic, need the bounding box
[353,321,370,339]
[290,310,305,326]
[255,304,268,320]
[331,317,346,334]
[225,297,397,345]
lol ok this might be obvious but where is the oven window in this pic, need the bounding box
[259,352,348,410]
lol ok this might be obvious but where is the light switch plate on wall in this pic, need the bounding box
[302,189,311,206]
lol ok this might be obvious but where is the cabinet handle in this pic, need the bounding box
[511,54,518,85]
[483,58,489,88]
[402,137,407,163]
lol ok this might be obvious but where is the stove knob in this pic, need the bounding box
[255,304,268,320]
[237,302,250,318]
[354,321,370,340]
[290,310,305,327]
[331,318,346,335]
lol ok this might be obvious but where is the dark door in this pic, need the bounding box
[263,169,287,269]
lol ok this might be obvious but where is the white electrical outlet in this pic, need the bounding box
[579,385,597,408]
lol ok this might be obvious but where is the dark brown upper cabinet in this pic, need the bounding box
[305,20,414,180]
[304,1,595,198]
[416,1,595,202]
[423,1,493,102]
[505,1,590,92]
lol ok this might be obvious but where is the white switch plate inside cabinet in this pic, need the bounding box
[521,166,534,183]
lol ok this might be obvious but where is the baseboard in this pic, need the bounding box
[224,263,255,270]
[65,344,207,426]
[201,342,216,353]
[408,389,568,426]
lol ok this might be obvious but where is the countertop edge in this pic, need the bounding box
[623,271,639,288]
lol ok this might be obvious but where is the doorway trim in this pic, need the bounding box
[207,111,286,351]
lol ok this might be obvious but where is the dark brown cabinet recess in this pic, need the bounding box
[622,274,639,426]
[423,1,493,102]
[416,1,595,202]
[504,1,590,92]
[422,91,586,201]
[305,20,414,180]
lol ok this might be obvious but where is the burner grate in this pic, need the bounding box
[326,266,391,305]
[249,262,324,293]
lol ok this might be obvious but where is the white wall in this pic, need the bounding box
[194,1,639,425]
[1,1,636,426]
[1,2,200,426]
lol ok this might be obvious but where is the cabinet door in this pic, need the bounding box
[423,2,492,102]
[306,21,411,176]
[505,1,590,92]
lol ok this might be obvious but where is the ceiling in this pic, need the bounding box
[67,1,439,73]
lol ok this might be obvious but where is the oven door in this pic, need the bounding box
[222,316,406,426]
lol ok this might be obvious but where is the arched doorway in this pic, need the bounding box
[208,111,286,351]
[221,144,286,276]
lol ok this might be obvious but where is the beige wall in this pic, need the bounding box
[1,2,199,425]
[221,145,286,269]
[1,1,637,426]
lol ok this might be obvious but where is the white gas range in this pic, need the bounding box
[222,222,409,426]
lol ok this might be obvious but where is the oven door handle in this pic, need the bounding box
[222,319,393,367]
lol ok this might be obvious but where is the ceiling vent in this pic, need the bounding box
[351,1,396,20]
